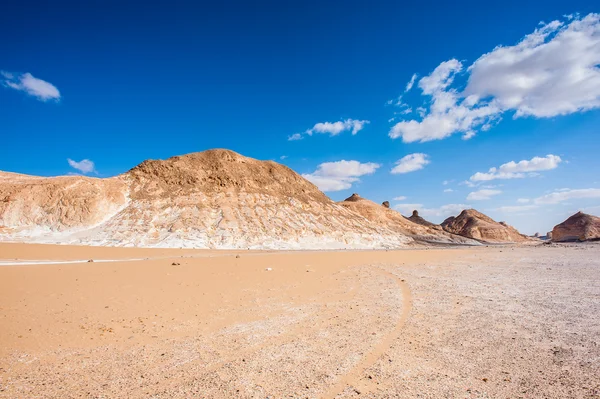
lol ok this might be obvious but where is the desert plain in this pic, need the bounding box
[1,242,599,399]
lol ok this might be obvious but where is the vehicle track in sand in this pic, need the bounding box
[321,265,412,398]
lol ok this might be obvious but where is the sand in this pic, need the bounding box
[0,243,599,398]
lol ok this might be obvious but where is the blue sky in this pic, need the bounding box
[1,0,599,235]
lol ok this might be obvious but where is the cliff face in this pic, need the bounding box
[441,209,529,243]
[552,212,600,242]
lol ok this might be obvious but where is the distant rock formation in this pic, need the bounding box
[338,195,478,245]
[551,212,600,242]
[344,193,362,202]
[382,201,390,208]
[407,210,439,228]
[441,209,529,243]
[547,231,553,240]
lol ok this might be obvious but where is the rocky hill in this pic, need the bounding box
[0,149,470,249]
[338,194,478,245]
[406,210,439,228]
[441,209,529,243]
[551,212,600,242]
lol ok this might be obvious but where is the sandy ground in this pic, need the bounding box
[0,243,599,398]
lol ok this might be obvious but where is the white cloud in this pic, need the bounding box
[470,155,562,181]
[517,198,530,203]
[279,155,288,160]
[390,153,430,174]
[2,71,60,101]
[67,158,96,174]
[467,189,502,201]
[302,160,381,192]
[393,203,469,221]
[393,196,407,201]
[291,118,369,141]
[389,13,600,142]
[496,205,539,213]
[444,188,454,193]
[405,73,417,92]
[534,188,600,204]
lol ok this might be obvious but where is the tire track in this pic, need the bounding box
[321,266,412,398]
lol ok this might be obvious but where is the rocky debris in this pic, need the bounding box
[382,201,390,208]
[171,262,180,266]
[87,259,94,263]
[547,231,553,240]
[551,212,600,242]
[407,210,439,228]
[441,209,529,243]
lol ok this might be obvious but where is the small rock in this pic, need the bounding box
[171,262,180,266]
[87,259,94,263]
[265,267,272,271]
[235,255,240,259]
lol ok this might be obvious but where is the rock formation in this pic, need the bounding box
[0,149,454,249]
[441,209,529,243]
[338,195,478,245]
[407,210,439,228]
[551,212,600,242]
[382,201,390,208]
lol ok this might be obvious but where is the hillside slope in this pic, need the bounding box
[0,150,419,249]
[441,209,529,243]
[552,212,600,242]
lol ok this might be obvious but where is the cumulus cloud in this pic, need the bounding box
[1,71,60,101]
[393,203,469,221]
[302,160,381,192]
[470,155,562,181]
[292,118,369,141]
[67,158,96,174]
[534,188,600,204]
[389,13,600,142]
[467,189,502,201]
[390,153,430,174]
[393,196,407,201]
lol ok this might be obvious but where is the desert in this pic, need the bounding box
[3,5,600,398]
[1,242,599,398]
[2,149,600,398]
